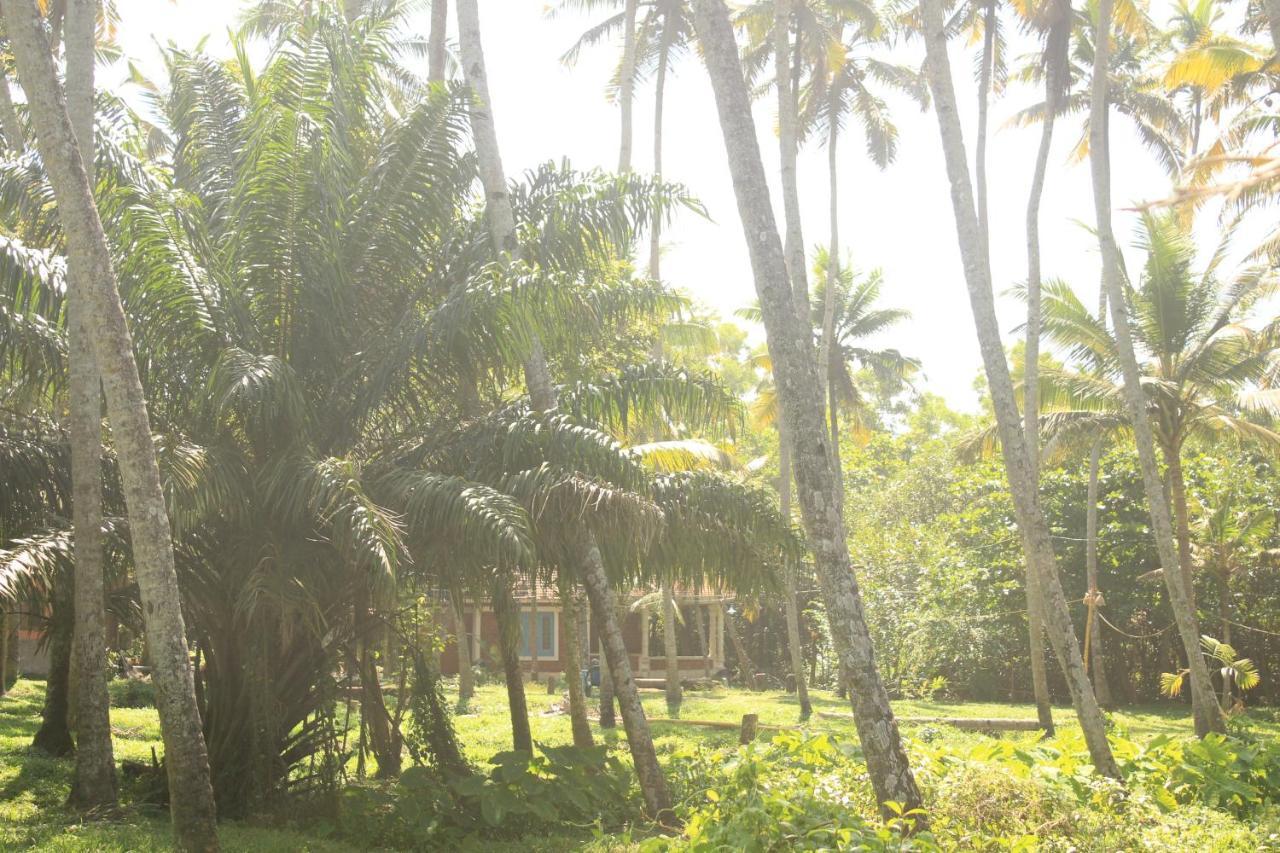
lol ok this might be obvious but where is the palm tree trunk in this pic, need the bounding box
[558,578,594,748]
[774,0,808,316]
[1022,0,1069,735]
[65,0,117,811]
[662,584,681,716]
[491,579,533,753]
[617,0,639,173]
[5,5,221,846]
[722,603,757,689]
[1085,437,1113,707]
[0,611,9,696]
[596,629,616,727]
[820,109,845,504]
[693,602,712,679]
[530,577,539,683]
[428,0,448,83]
[33,588,75,756]
[647,39,669,279]
[450,590,474,707]
[1165,445,1198,614]
[779,429,811,720]
[975,0,995,257]
[918,0,1120,779]
[691,0,924,815]
[576,538,671,817]
[1086,0,1222,738]
[457,0,670,817]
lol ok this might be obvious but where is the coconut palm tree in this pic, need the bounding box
[1035,212,1277,735]
[918,0,1121,778]
[690,0,925,816]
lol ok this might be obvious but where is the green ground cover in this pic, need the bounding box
[3,678,1279,850]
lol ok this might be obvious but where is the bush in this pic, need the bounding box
[338,742,636,849]
[651,732,930,851]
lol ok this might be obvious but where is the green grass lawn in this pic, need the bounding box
[2,676,1276,850]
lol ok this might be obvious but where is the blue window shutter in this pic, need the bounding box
[519,611,531,657]
[539,612,556,658]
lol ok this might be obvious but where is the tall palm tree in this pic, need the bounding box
[1092,1,1226,741]
[1020,0,1072,735]
[3,1,222,848]
[456,0,672,819]
[64,0,117,812]
[690,0,925,816]
[1036,213,1279,656]
[918,0,1121,779]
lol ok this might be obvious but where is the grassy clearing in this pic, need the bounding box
[3,677,1278,850]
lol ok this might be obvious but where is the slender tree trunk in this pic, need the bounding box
[1022,0,1069,735]
[819,112,844,504]
[3,612,17,692]
[779,429,811,720]
[662,584,681,716]
[491,580,533,753]
[355,594,402,779]
[450,590,474,706]
[428,0,448,83]
[1266,0,1280,58]
[1086,0,1222,737]
[691,0,924,815]
[5,5,221,846]
[65,0,116,811]
[1217,567,1233,708]
[773,0,812,723]
[648,40,669,279]
[774,0,808,317]
[530,577,539,683]
[457,0,669,816]
[597,629,616,727]
[1085,437,1113,707]
[918,0,1120,778]
[618,0,639,173]
[975,0,995,257]
[0,611,9,695]
[693,602,712,679]
[558,579,594,748]
[33,590,75,756]
[1165,444,1198,614]
[723,603,757,690]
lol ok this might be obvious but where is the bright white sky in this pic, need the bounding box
[111,0,1186,412]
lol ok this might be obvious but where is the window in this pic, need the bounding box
[518,610,557,660]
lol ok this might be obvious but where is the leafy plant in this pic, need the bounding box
[1161,636,1261,707]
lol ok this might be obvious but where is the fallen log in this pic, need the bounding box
[816,711,1045,731]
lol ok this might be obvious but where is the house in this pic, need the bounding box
[439,578,730,681]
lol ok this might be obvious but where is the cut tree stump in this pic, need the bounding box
[816,711,1045,731]
[739,713,758,744]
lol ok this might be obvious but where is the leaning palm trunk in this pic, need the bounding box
[1086,0,1222,738]
[1021,0,1070,736]
[918,0,1121,778]
[65,0,117,811]
[5,4,221,847]
[691,0,925,815]
[1165,447,1198,614]
[975,0,995,255]
[456,0,670,816]
[1085,436,1113,707]
[662,584,681,716]
[779,431,812,720]
[558,579,594,747]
